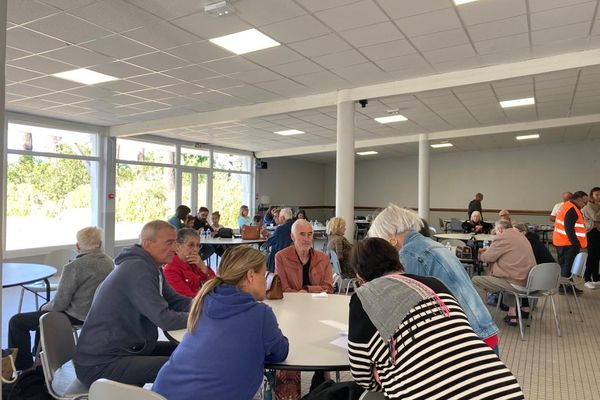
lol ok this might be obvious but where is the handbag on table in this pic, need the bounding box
[242,225,261,240]
[265,271,283,300]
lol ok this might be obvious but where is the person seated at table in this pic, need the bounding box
[275,219,333,294]
[263,206,278,226]
[152,246,289,400]
[168,205,191,230]
[462,210,492,234]
[210,211,224,231]
[326,217,354,278]
[193,207,222,259]
[74,220,191,387]
[164,228,216,298]
[368,205,499,353]
[473,220,536,326]
[266,208,294,272]
[8,227,113,371]
[513,223,555,264]
[184,215,195,228]
[295,209,307,220]
[238,205,252,231]
[499,209,512,222]
[348,238,524,400]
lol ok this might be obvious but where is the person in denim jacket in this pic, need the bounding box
[368,205,500,354]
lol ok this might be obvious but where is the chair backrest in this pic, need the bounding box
[571,252,588,277]
[450,218,463,232]
[327,249,342,276]
[39,312,76,380]
[442,239,466,248]
[43,248,78,277]
[89,379,167,400]
[526,263,561,293]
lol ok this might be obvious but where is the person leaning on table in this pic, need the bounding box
[73,220,191,387]
[347,238,525,400]
[8,227,113,371]
[152,246,289,400]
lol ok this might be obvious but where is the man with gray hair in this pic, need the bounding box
[368,205,500,353]
[473,220,536,326]
[74,220,191,386]
[266,207,294,272]
[9,227,114,371]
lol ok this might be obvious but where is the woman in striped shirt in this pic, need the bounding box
[348,238,524,400]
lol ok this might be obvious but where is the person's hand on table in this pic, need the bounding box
[298,289,308,293]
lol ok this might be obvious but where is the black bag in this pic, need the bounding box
[302,380,365,400]
[216,228,233,238]
[7,367,52,400]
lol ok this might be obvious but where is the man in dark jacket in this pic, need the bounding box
[468,193,484,219]
[266,208,294,272]
[73,220,191,386]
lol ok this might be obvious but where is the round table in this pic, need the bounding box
[434,233,496,242]
[202,237,266,245]
[2,263,57,300]
[168,292,351,371]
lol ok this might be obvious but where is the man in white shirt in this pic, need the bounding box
[550,192,572,222]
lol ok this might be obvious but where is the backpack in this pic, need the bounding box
[7,368,52,400]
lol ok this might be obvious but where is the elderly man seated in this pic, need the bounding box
[473,220,536,326]
[8,227,114,371]
[266,207,294,272]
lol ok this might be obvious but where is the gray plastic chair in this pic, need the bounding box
[496,263,562,340]
[89,379,166,400]
[450,218,463,232]
[39,312,88,399]
[358,391,385,400]
[327,250,355,295]
[560,252,587,322]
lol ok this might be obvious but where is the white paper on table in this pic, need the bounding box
[311,292,328,298]
[330,335,349,350]
[320,319,349,331]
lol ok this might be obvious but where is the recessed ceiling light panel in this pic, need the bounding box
[454,0,480,5]
[274,129,304,136]
[500,97,535,108]
[430,143,453,148]
[357,151,378,155]
[209,29,280,55]
[374,115,408,124]
[52,68,118,85]
[516,134,540,140]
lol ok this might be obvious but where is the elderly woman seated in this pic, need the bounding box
[462,210,492,234]
[164,228,215,298]
[348,238,524,399]
[326,217,354,278]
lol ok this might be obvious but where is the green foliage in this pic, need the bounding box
[64,184,91,209]
[116,180,170,222]
[213,172,246,228]
[181,153,208,168]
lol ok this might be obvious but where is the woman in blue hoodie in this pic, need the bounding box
[153,246,289,400]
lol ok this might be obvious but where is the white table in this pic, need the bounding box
[202,237,266,245]
[434,233,495,242]
[168,292,351,371]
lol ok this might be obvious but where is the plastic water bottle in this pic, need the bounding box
[483,241,490,249]
[445,242,452,250]
[204,229,210,240]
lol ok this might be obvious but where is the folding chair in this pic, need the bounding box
[89,378,167,400]
[560,252,588,322]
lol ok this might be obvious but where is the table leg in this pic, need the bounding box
[335,371,340,382]
[44,278,51,302]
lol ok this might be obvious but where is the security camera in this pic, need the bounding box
[359,99,368,108]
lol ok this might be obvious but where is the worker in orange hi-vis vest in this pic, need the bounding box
[553,191,589,292]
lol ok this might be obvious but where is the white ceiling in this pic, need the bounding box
[5,0,600,158]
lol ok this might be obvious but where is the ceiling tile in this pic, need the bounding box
[244,46,304,67]
[474,33,530,55]
[90,61,152,79]
[529,0,593,13]
[331,62,392,85]
[314,49,367,69]
[97,80,148,93]
[422,43,477,64]
[292,70,351,91]
[126,88,174,101]
[235,0,306,26]
[530,2,595,31]
[8,0,59,24]
[164,65,220,81]
[24,13,112,44]
[125,51,189,72]
[5,65,45,82]
[255,79,314,97]
[222,85,283,102]
[6,27,67,53]
[202,56,261,74]
[233,68,284,84]
[359,39,416,61]
[43,46,115,68]
[8,55,75,74]
[160,82,205,96]
[197,76,245,90]
[122,21,199,50]
[82,35,156,59]
[123,0,204,20]
[374,53,431,72]
[531,22,591,46]
[6,82,53,97]
[376,0,451,19]
[339,22,403,48]
[270,59,324,77]
[26,75,83,91]
[288,34,352,58]
[68,0,161,33]
[411,28,470,52]
[167,41,232,64]
[467,15,529,42]
[396,8,462,37]
[36,91,90,104]
[316,0,389,31]
[261,15,331,43]
[296,0,358,13]
[6,46,33,61]
[458,0,527,26]
[171,12,252,40]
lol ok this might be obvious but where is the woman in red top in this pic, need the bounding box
[164,228,216,297]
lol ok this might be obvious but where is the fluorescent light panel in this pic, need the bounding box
[274,129,304,136]
[454,0,480,5]
[357,151,378,156]
[516,134,540,140]
[430,143,453,148]
[500,97,535,108]
[209,29,280,55]
[374,115,408,124]
[52,68,118,85]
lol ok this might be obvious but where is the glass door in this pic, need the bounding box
[180,170,209,214]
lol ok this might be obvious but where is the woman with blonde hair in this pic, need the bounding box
[326,217,354,278]
[153,246,289,400]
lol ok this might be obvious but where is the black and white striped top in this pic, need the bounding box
[348,275,524,400]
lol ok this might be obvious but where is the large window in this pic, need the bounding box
[6,123,99,250]
[212,151,252,228]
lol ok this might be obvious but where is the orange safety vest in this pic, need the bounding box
[553,202,588,248]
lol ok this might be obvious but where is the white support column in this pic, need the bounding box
[335,91,355,241]
[418,133,430,222]
[1,1,7,397]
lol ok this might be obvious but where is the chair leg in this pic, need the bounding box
[494,293,502,318]
[562,284,573,314]
[550,295,561,337]
[571,291,584,322]
[515,296,525,340]
[34,293,39,311]
[18,287,25,313]
[540,297,549,320]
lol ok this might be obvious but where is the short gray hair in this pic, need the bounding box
[279,207,293,221]
[140,220,175,243]
[292,219,312,235]
[495,220,512,230]
[367,204,423,239]
[176,228,199,244]
[76,227,103,251]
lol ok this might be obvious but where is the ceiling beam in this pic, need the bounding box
[255,113,600,158]
[110,48,600,138]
